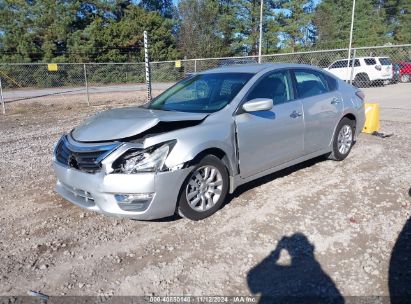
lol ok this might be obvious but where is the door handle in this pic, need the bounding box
[290,110,303,118]
[331,97,341,105]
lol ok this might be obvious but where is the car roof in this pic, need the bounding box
[334,56,390,61]
[198,63,322,74]
[357,56,390,59]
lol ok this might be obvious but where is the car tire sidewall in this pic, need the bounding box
[177,155,229,221]
[354,74,370,88]
[331,118,355,161]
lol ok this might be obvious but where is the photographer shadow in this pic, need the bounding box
[247,233,344,304]
[389,216,411,304]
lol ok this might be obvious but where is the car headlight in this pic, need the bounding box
[113,140,176,173]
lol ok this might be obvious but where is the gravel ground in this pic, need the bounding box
[0,94,410,300]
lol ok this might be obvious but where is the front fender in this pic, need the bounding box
[144,120,237,174]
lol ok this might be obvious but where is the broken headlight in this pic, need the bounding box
[113,140,176,173]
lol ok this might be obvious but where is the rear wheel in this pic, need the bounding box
[400,74,410,83]
[353,73,370,88]
[177,155,229,220]
[328,117,355,161]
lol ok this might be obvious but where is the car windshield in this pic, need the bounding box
[148,73,253,113]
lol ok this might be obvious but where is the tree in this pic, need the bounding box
[176,0,281,58]
[0,0,81,62]
[0,1,179,63]
[138,0,175,18]
[276,0,316,52]
[314,0,389,49]
[177,0,232,58]
[382,0,411,43]
[230,0,281,55]
[67,5,179,62]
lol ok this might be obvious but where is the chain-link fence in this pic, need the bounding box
[1,44,410,114]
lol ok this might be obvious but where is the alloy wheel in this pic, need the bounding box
[337,125,353,155]
[185,165,223,212]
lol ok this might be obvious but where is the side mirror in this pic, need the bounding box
[242,98,273,112]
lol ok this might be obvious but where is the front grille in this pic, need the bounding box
[55,135,119,173]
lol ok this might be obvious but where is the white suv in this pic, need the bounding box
[325,57,393,87]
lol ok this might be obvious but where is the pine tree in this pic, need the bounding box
[277,0,316,52]
[177,0,232,58]
[383,0,411,43]
[314,0,389,49]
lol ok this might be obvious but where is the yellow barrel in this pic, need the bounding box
[362,103,380,134]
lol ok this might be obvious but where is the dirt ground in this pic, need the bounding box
[0,91,410,301]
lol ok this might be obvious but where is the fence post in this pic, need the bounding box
[0,78,5,115]
[83,64,90,106]
[144,31,152,102]
[183,56,187,77]
[349,48,357,84]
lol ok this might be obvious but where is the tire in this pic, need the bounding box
[376,79,385,87]
[328,117,355,161]
[177,155,229,221]
[353,74,370,88]
[400,74,410,83]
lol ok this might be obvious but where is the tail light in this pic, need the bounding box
[356,91,365,101]
[375,65,382,71]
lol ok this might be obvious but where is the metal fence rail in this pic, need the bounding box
[1,44,410,114]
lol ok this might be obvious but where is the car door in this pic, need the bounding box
[235,70,304,178]
[292,69,344,154]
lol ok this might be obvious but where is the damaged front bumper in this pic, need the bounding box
[53,161,192,220]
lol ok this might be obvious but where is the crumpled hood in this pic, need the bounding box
[71,107,208,142]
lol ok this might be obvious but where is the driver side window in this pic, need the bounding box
[246,70,293,105]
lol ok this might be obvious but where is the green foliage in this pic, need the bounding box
[276,0,316,52]
[177,0,232,58]
[138,0,175,18]
[0,0,410,63]
[0,0,180,63]
[314,0,408,49]
[384,0,411,44]
[66,6,180,62]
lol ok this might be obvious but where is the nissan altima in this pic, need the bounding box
[53,63,365,220]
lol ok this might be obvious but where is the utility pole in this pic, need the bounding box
[144,31,152,102]
[83,64,90,106]
[258,0,264,63]
[0,78,4,115]
[346,0,356,83]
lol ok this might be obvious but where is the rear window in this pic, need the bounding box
[379,58,392,65]
[325,74,338,91]
[364,58,377,65]
[330,60,347,69]
[294,69,330,98]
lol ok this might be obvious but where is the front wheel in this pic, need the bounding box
[328,118,355,161]
[177,155,229,220]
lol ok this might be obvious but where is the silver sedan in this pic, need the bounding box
[53,63,365,220]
